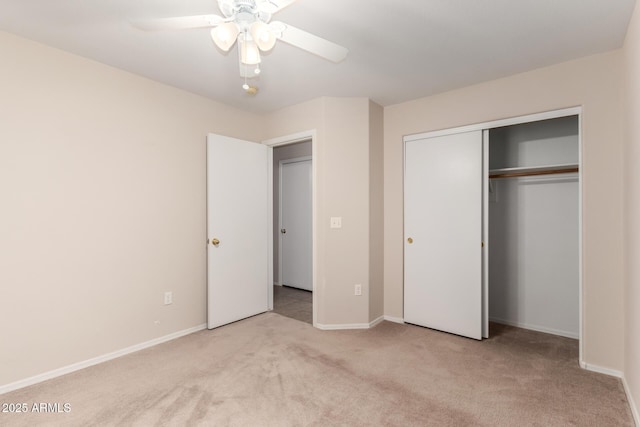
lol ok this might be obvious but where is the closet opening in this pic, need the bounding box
[488,115,580,341]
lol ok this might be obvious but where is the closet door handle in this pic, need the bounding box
[407,237,413,244]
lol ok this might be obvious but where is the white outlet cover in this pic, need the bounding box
[330,217,342,228]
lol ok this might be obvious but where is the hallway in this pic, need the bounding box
[272,285,312,324]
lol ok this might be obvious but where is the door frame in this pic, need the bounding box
[263,130,317,326]
[278,156,313,288]
[403,106,583,362]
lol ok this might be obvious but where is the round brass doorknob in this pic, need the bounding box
[212,238,220,246]
[407,237,414,244]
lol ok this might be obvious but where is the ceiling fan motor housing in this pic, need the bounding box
[219,0,273,23]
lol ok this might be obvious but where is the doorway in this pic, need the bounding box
[270,139,313,324]
[206,131,317,329]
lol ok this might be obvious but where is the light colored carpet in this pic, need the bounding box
[0,313,634,426]
[272,285,312,324]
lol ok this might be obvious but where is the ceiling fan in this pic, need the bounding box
[134,0,348,92]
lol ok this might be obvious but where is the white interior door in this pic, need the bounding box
[207,134,270,329]
[280,158,312,291]
[404,130,483,340]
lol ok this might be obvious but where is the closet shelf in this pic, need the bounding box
[489,163,579,179]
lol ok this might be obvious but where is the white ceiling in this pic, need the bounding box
[0,0,636,113]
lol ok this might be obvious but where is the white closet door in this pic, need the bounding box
[280,158,312,291]
[404,130,483,340]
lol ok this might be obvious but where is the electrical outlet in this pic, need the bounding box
[330,217,342,229]
[164,291,173,305]
[354,284,362,296]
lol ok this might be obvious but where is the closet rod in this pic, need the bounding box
[489,167,579,179]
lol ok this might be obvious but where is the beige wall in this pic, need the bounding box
[264,97,376,325]
[369,101,385,321]
[2,19,635,394]
[0,31,264,387]
[624,2,640,420]
[384,51,625,371]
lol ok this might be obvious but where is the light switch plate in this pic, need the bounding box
[330,217,342,229]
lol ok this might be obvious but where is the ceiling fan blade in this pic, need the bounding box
[272,22,348,63]
[132,14,225,31]
[256,0,299,14]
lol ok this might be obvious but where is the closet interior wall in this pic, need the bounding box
[488,116,580,338]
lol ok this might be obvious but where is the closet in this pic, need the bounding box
[488,116,579,338]
[404,111,580,341]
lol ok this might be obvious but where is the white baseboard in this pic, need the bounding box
[622,376,640,426]
[370,316,384,328]
[0,323,207,395]
[316,316,384,331]
[316,323,370,330]
[489,317,578,339]
[384,315,405,324]
[580,361,624,378]
[582,361,639,426]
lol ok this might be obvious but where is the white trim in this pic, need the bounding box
[580,362,640,426]
[316,323,371,330]
[267,147,274,311]
[370,316,385,328]
[622,376,640,426]
[317,316,385,331]
[263,130,318,327]
[580,361,624,378]
[482,130,489,339]
[489,317,579,339]
[404,107,582,142]
[0,324,207,395]
[577,112,584,366]
[384,315,405,324]
[263,130,315,147]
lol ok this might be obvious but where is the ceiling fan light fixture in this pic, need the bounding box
[250,21,276,51]
[137,0,349,89]
[211,22,239,51]
[240,35,262,65]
